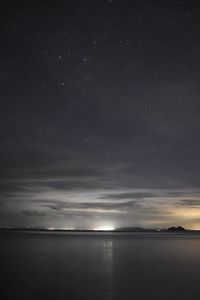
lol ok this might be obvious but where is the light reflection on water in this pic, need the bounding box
[2,232,200,300]
[102,240,113,300]
[103,240,113,265]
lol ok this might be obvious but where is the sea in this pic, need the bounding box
[1,231,200,300]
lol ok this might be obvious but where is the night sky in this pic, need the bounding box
[1,0,200,229]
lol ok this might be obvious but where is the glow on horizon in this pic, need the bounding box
[47,227,55,230]
[172,207,200,219]
[93,225,115,231]
[47,227,76,230]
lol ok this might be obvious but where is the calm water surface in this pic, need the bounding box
[1,232,200,300]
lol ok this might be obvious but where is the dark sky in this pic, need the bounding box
[1,0,200,229]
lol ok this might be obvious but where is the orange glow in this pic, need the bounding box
[172,207,200,219]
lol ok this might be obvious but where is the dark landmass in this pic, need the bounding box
[115,227,157,232]
[166,226,186,232]
[0,227,115,233]
[1,229,121,232]
[0,226,199,233]
[116,226,199,233]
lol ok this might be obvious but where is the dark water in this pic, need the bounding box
[1,232,200,300]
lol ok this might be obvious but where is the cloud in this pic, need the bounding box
[100,192,157,200]
[1,144,200,228]
[45,200,133,213]
[22,210,49,217]
[178,199,200,207]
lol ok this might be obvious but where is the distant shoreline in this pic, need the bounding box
[1,228,200,234]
